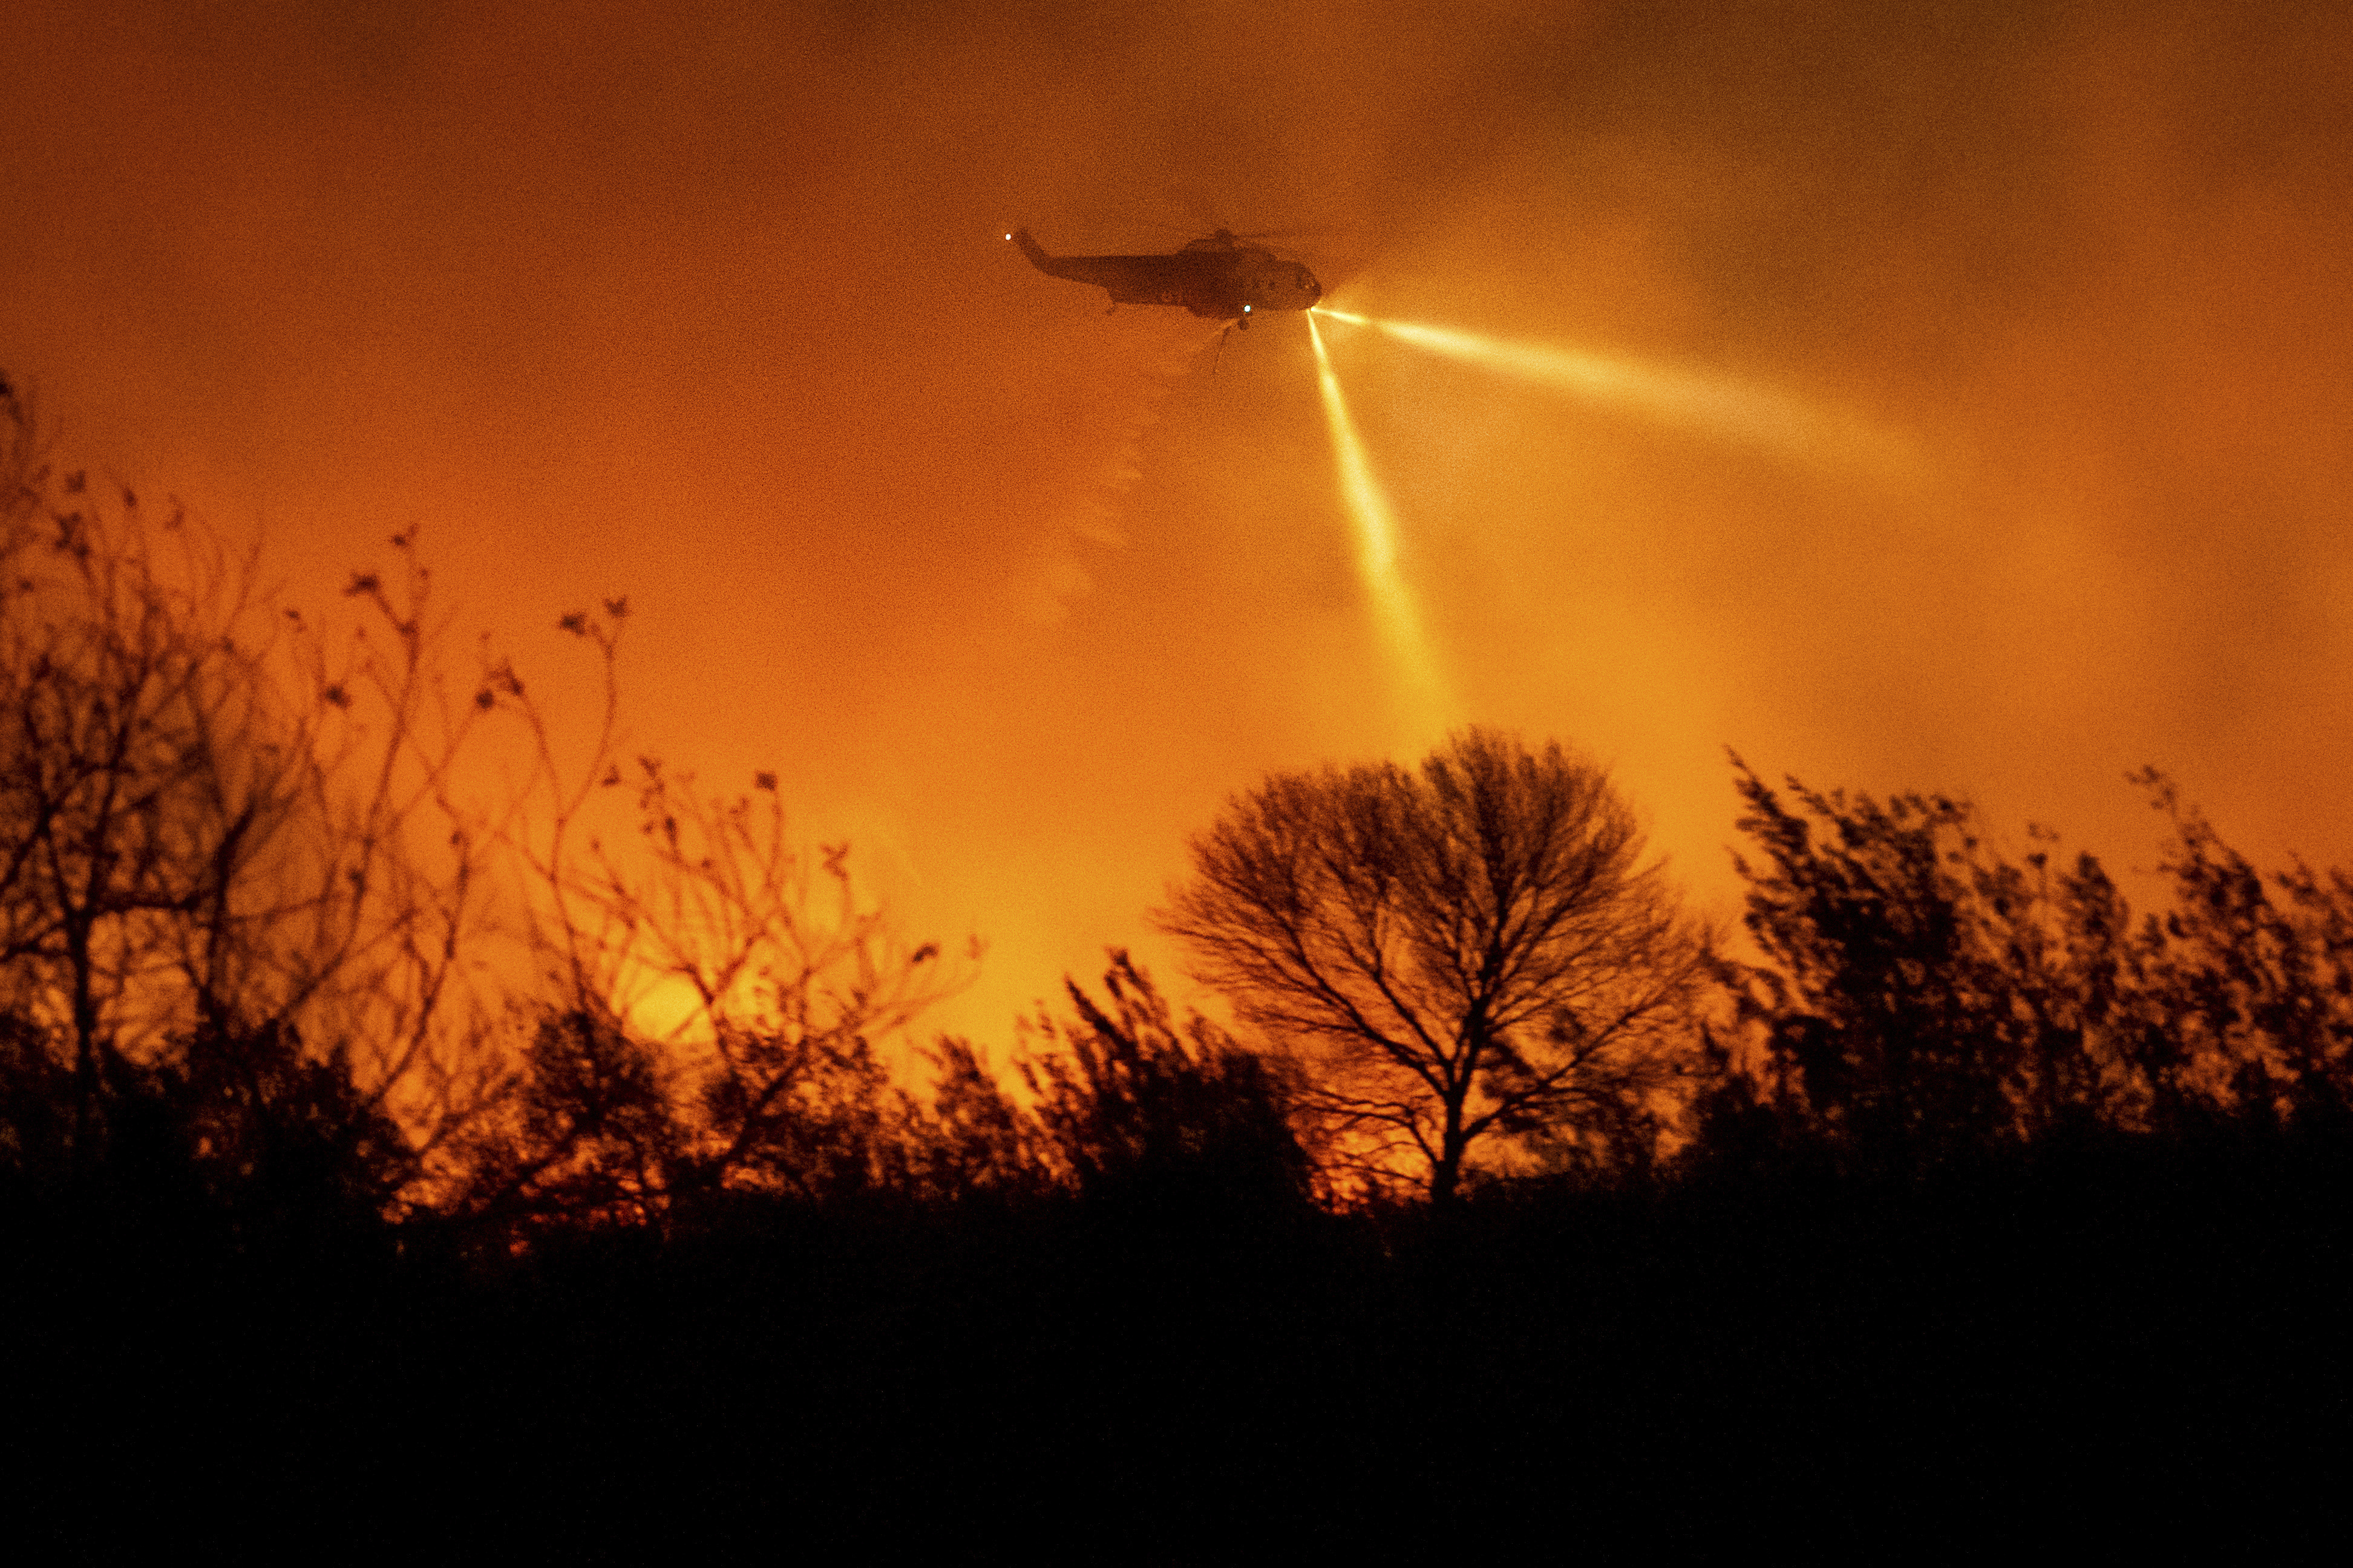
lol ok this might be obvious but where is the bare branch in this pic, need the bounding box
[1159,727,1711,1204]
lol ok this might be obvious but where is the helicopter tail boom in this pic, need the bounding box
[1010,227,1199,305]
[1010,227,1056,273]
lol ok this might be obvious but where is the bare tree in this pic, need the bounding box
[0,376,977,1235]
[0,379,506,1189]
[1158,728,1709,1204]
[568,758,974,1204]
[440,602,981,1230]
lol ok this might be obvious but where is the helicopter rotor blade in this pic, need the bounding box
[1225,226,1363,242]
[1060,211,1196,238]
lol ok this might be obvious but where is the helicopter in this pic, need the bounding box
[1009,227,1321,328]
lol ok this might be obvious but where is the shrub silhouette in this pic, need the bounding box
[1,1005,405,1267]
[1022,950,1311,1214]
[1701,757,2353,1181]
[898,1035,1042,1202]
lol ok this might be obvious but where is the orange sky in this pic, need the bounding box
[5,0,2351,1046]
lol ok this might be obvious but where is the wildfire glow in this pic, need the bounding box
[1306,312,1450,720]
[1314,309,1920,478]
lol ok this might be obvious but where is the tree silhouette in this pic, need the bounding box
[450,1003,686,1233]
[543,736,972,1202]
[1715,762,2049,1177]
[1020,950,1309,1210]
[431,651,983,1235]
[1159,728,1708,1205]
[2126,769,2353,1131]
[898,1034,1042,1202]
[1704,757,2353,1181]
[0,379,504,1201]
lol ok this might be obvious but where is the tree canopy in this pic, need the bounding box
[1159,727,1709,1203]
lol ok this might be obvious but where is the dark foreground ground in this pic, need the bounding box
[11,1135,2352,1558]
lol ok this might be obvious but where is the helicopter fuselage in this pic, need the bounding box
[1010,228,1321,327]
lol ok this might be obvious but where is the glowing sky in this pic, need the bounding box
[5,0,2351,1044]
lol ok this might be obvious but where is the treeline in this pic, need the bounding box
[7,378,2351,1549]
[1698,761,2353,1181]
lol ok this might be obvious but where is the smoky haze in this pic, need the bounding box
[5,0,2350,1040]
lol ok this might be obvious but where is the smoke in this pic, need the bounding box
[5,0,2351,1042]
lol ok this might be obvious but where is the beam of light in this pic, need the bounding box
[1314,309,1921,479]
[1306,312,1450,719]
